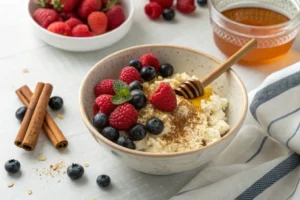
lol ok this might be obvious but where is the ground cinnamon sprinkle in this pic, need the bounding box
[161,97,200,145]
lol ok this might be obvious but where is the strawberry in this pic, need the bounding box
[119,67,142,85]
[51,0,80,12]
[60,11,78,20]
[88,12,108,35]
[109,103,137,130]
[106,5,126,30]
[150,82,177,112]
[72,24,94,37]
[94,94,118,115]
[65,17,83,29]
[94,79,115,97]
[144,3,163,20]
[77,0,102,19]
[150,0,173,8]
[176,0,196,14]
[139,54,160,71]
[47,22,72,36]
[33,8,60,28]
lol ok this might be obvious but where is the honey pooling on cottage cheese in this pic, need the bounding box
[135,73,229,153]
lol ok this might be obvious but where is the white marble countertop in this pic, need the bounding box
[1,0,300,200]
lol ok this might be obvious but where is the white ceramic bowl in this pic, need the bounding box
[79,45,248,175]
[28,0,134,52]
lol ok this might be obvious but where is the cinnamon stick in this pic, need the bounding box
[22,84,53,151]
[15,83,44,147]
[16,85,68,150]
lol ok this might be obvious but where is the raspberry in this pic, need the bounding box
[109,103,137,130]
[139,54,160,71]
[144,3,163,20]
[119,67,142,85]
[150,82,177,112]
[177,0,196,14]
[150,0,173,8]
[94,79,115,97]
[93,94,118,115]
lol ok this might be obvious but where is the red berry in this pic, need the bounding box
[94,94,118,115]
[119,67,142,85]
[60,11,78,20]
[150,0,173,8]
[88,12,108,35]
[139,54,160,71]
[106,5,126,30]
[72,24,94,37]
[109,103,137,130]
[177,0,196,14]
[51,0,80,12]
[65,17,83,29]
[33,8,60,28]
[77,0,102,19]
[94,79,115,97]
[150,82,177,112]
[144,3,163,20]
[47,22,72,36]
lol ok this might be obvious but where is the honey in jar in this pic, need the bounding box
[213,7,294,63]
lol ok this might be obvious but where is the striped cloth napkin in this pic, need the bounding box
[170,62,300,200]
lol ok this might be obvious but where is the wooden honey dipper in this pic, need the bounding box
[175,39,258,99]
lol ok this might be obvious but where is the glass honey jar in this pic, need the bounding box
[208,0,300,64]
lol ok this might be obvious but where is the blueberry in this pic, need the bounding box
[49,96,64,111]
[197,0,207,6]
[101,126,119,142]
[130,90,147,110]
[129,81,143,91]
[4,159,21,174]
[97,174,111,188]
[162,9,175,21]
[140,66,157,81]
[15,106,27,121]
[129,60,142,71]
[117,136,136,149]
[128,124,147,141]
[67,163,84,180]
[159,63,174,77]
[146,118,164,135]
[93,113,108,130]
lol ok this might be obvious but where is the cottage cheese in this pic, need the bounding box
[133,73,230,153]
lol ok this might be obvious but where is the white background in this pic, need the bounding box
[1,0,300,199]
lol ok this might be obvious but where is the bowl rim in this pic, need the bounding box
[79,44,248,157]
[27,0,134,40]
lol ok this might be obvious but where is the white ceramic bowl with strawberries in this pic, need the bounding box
[79,45,248,175]
[28,0,134,52]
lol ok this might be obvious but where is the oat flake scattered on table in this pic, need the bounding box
[57,114,64,119]
[7,182,14,188]
[22,68,29,73]
[28,190,32,195]
[84,162,89,167]
[39,156,47,161]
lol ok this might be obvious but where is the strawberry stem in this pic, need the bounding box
[51,0,64,11]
